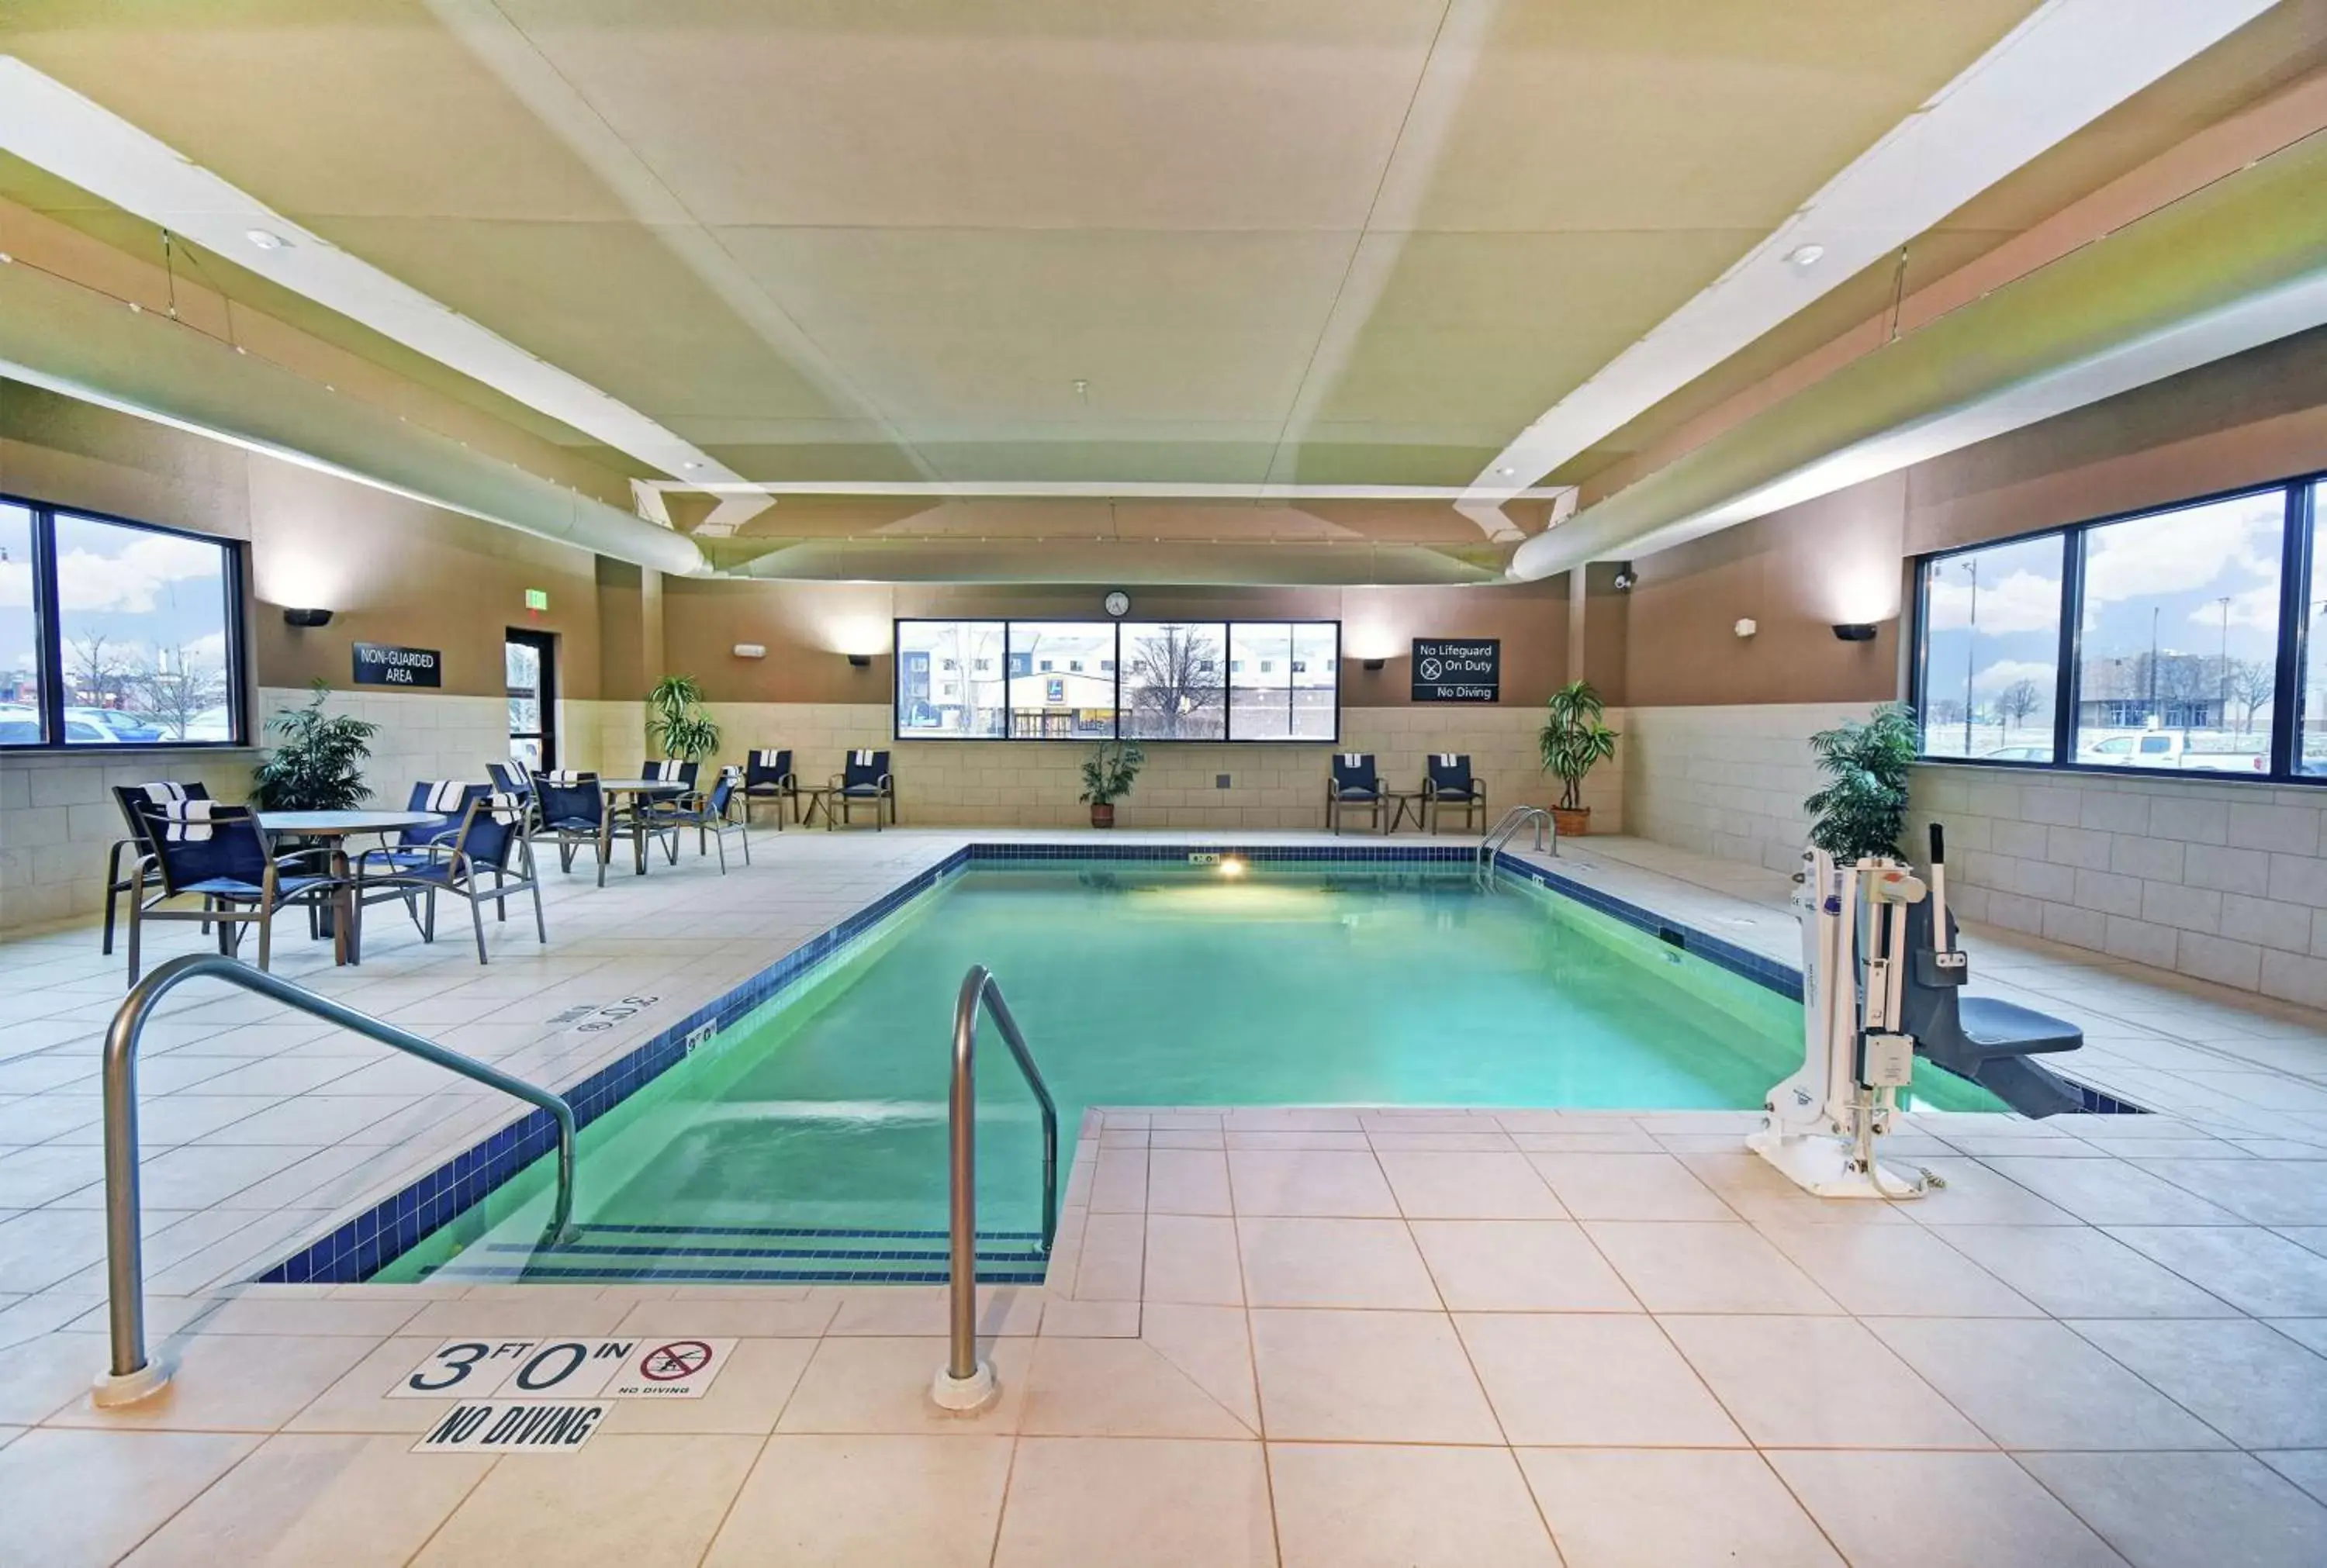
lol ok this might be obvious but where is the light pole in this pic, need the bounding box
[2148,606,2161,727]
[1961,558,1980,754]
[2218,595,2232,731]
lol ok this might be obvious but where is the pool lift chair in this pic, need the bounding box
[1749,824,2086,1199]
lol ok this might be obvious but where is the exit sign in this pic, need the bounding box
[524,589,550,612]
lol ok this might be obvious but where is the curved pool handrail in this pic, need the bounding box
[938,964,1060,1406]
[96,953,579,1404]
[1480,805,1554,873]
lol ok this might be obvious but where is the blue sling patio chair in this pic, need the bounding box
[741,748,797,827]
[123,799,342,984]
[666,766,752,873]
[103,780,210,956]
[355,792,545,964]
[832,749,894,830]
[1326,753,1384,834]
[1422,753,1487,834]
[530,771,614,886]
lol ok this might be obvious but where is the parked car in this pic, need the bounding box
[1982,744,2052,762]
[65,706,164,743]
[0,703,130,744]
[2079,732,2266,772]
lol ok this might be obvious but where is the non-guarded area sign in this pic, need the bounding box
[352,642,443,689]
[1411,638,1500,703]
[395,1336,738,1452]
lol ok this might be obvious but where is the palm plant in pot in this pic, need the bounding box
[1079,739,1146,828]
[1539,679,1619,838]
[1803,702,1919,862]
[646,674,721,763]
[251,682,379,810]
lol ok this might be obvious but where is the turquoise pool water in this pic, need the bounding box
[378,861,1997,1282]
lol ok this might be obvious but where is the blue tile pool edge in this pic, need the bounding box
[256,841,2137,1284]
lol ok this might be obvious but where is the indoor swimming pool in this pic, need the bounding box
[368,855,2001,1284]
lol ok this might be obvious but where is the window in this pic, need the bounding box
[895,620,1005,737]
[0,499,244,749]
[893,618,1338,741]
[1124,622,1227,741]
[1914,478,2314,781]
[1917,534,2063,761]
[2299,481,2327,776]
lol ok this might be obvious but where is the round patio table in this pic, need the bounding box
[258,809,444,965]
[596,779,689,876]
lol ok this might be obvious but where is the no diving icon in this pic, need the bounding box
[616,1339,719,1398]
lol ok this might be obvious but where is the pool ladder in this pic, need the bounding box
[935,965,1060,1414]
[1478,805,1555,879]
[93,955,579,1407]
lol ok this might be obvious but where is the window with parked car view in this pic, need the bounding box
[0,497,244,748]
[1913,478,2312,780]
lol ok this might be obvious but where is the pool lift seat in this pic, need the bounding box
[1748,824,2086,1199]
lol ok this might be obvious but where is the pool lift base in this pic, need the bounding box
[929,1359,1000,1415]
[92,1358,172,1408]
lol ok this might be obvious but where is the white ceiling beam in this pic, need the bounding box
[1458,0,2284,536]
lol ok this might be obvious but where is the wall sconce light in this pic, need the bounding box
[733,643,768,659]
[282,607,334,628]
[846,653,873,668]
[1362,658,1386,672]
[1733,618,1758,639]
[1831,623,1879,642]
[1611,562,1637,592]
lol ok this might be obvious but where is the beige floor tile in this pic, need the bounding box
[0,1332,99,1425]
[993,1436,1274,1568]
[1236,1217,1440,1309]
[1517,1449,1842,1568]
[1139,1304,1259,1430]
[1250,1307,1501,1442]
[120,1432,493,1567]
[2103,1225,2327,1316]
[1377,1151,1566,1218]
[1527,1153,1736,1220]
[1979,1157,2245,1226]
[2263,1450,2327,1508]
[1227,1149,1398,1216]
[403,1297,634,1338]
[1143,1214,1243,1306]
[1770,1450,2126,1568]
[188,1293,426,1337]
[826,1286,1044,1338]
[284,1334,458,1434]
[1583,1221,1841,1313]
[599,1337,817,1435]
[1146,1148,1232,1214]
[0,1427,260,1568]
[1036,1297,1141,1338]
[614,1295,841,1337]
[1661,1316,1989,1449]
[1931,1225,2239,1318]
[1455,1313,1744,1447]
[777,1336,1032,1435]
[1903,1159,2083,1226]
[2018,1450,2327,1568]
[1021,1335,1253,1437]
[1755,1223,2042,1317]
[2069,1318,2327,1449]
[413,1433,759,1568]
[1409,1220,1638,1311]
[1271,1442,1559,1567]
[1070,1212,1146,1301]
[1870,1318,2227,1450]
[702,1435,1014,1568]
[1088,1145,1150,1213]
[47,1331,375,1432]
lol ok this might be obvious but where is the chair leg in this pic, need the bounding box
[102,841,126,955]
[469,893,490,965]
[530,879,547,945]
[257,906,273,972]
[712,827,726,875]
[739,820,751,868]
[424,890,438,944]
[126,900,143,987]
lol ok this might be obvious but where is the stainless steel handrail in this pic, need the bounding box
[96,953,579,1404]
[935,965,1059,1411]
[1479,804,1554,872]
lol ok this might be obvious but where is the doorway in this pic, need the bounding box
[505,629,557,770]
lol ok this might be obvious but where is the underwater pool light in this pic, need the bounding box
[1219,856,1246,879]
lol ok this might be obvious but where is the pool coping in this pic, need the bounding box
[254,841,2132,1285]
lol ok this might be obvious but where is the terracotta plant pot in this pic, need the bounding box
[1090,803,1116,829]
[1551,805,1592,839]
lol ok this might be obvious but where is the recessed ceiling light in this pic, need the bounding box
[681,460,702,471]
[1495,466,1516,477]
[1786,243,1825,268]
[245,229,289,251]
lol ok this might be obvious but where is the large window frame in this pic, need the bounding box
[1910,472,2321,785]
[891,617,1341,744]
[0,493,250,752]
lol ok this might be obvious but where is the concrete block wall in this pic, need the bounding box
[1622,703,1875,873]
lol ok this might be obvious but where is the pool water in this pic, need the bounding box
[377,861,1998,1282]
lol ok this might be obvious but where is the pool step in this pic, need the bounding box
[414,1220,1053,1287]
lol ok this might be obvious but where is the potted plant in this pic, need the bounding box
[251,681,379,810]
[646,674,721,762]
[1079,739,1146,828]
[1539,679,1619,838]
[1804,702,1919,862]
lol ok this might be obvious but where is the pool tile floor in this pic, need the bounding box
[2,830,2327,1563]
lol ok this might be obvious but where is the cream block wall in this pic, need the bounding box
[1622,703,1875,873]
[693,703,1616,831]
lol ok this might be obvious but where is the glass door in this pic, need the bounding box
[505,629,556,769]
